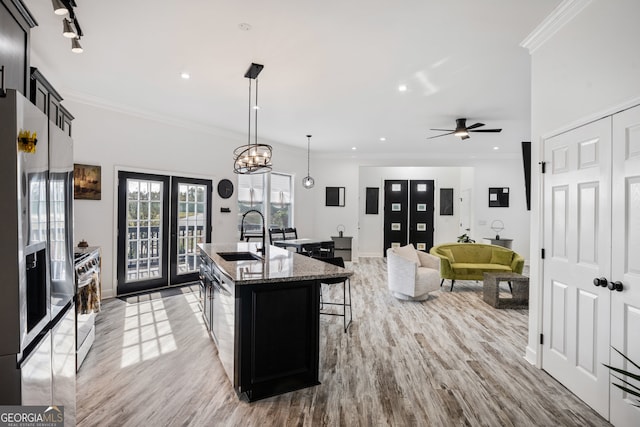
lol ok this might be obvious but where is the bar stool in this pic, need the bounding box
[318,257,352,332]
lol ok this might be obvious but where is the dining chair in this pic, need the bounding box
[268,227,285,244]
[283,227,298,240]
[318,257,352,332]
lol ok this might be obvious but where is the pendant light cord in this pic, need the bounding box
[254,79,259,147]
[307,135,311,175]
[247,78,252,146]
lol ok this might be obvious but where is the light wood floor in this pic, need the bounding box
[77,258,611,426]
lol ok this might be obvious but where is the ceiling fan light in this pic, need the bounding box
[63,18,76,38]
[454,129,469,137]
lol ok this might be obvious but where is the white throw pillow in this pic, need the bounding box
[394,243,420,265]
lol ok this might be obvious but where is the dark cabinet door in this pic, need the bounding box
[383,180,408,255]
[237,280,320,401]
[408,180,434,252]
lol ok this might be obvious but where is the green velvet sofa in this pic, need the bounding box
[429,243,525,291]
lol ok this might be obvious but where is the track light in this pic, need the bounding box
[62,18,76,38]
[71,37,83,54]
[52,0,68,15]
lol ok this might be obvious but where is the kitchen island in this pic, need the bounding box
[198,242,352,402]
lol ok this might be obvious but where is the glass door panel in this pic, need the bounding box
[117,172,169,294]
[170,177,212,285]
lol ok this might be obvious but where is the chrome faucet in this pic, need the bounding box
[240,209,266,253]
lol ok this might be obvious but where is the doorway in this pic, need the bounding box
[383,179,434,254]
[116,171,212,295]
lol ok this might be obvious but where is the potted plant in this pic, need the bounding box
[457,229,475,243]
[604,347,640,407]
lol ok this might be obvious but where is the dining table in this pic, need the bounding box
[272,237,335,255]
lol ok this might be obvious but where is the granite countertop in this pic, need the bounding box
[198,242,353,285]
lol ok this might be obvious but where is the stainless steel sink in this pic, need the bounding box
[217,252,262,262]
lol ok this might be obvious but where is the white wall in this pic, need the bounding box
[358,166,466,257]
[470,160,530,259]
[527,0,640,365]
[65,99,310,298]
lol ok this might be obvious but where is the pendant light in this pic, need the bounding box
[62,18,76,38]
[52,0,68,15]
[233,63,273,174]
[302,134,315,189]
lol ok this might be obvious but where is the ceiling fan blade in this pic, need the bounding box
[427,131,455,139]
[466,122,485,130]
[469,128,502,133]
[461,135,470,140]
[429,128,454,132]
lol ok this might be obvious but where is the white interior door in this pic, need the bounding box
[459,188,471,235]
[542,117,612,417]
[610,105,640,426]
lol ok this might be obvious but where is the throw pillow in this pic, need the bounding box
[441,248,456,264]
[394,243,420,265]
[490,250,512,266]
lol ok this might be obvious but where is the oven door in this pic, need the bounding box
[76,273,97,367]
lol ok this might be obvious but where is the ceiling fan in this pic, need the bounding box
[428,118,502,140]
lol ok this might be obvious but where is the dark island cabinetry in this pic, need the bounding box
[198,243,351,402]
[236,280,320,401]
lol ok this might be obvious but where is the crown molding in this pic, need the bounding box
[520,0,594,54]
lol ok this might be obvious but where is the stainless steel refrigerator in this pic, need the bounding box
[0,89,75,424]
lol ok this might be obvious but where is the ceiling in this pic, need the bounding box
[24,0,561,160]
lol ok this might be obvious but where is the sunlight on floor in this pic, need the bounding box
[120,298,177,368]
[182,290,208,337]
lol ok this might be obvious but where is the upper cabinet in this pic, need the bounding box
[0,0,36,96]
[30,67,73,136]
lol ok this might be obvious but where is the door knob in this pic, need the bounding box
[593,277,608,287]
[608,281,623,292]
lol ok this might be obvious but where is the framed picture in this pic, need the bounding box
[489,187,510,207]
[417,203,426,211]
[365,187,379,214]
[417,223,426,231]
[391,183,402,192]
[391,203,401,211]
[416,243,426,251]
[326,187,345,207]
[416,183,427,192]
[74,164,101,200]
[391,223,401,231]
[440,188,454,215]
[391,242,401,248]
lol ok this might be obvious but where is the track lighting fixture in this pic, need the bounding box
[52,0,68,15]
[62,18,76,38]
[71,37,83,54]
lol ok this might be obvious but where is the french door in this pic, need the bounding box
[542,104,640,426]
[117,171,212,295]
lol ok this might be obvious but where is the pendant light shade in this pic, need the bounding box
[302,134,315,189]
[71,37,83,53]
[62,18,76,38]
[233,63,273,174]
[52,0,68,15]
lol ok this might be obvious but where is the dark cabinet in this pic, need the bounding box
[29,67,73,136]
[236,280,320,401]
[0,0,36,96]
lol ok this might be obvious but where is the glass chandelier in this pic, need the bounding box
[233,63,273,174]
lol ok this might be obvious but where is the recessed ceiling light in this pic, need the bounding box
[398,84,407,92]
[379,137,386,142]
[351,147,357,151]
[180,72,190,80]
[493,146,499,150]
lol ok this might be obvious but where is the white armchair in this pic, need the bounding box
[387,244,441,301]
